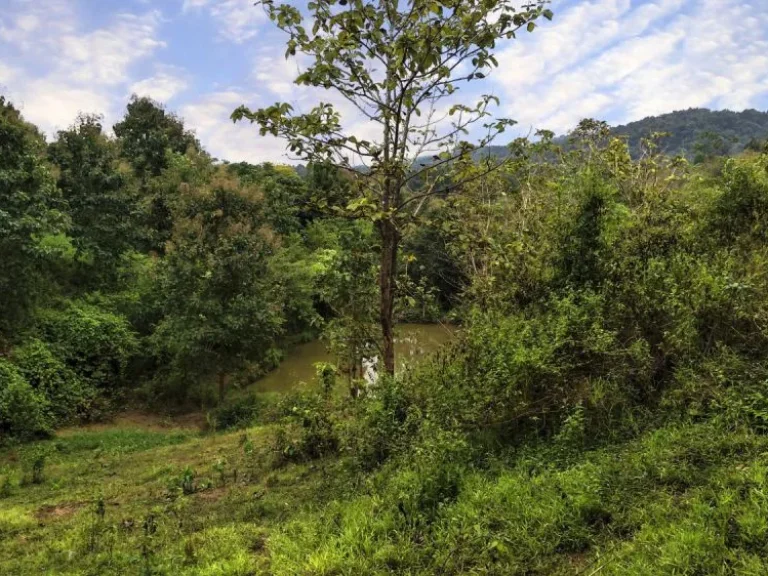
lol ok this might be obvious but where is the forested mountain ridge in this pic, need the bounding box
[612,108,768,157]
[468,108,768,163]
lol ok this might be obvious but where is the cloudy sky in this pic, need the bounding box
[1,0,767,163]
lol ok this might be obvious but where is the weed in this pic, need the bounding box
[213,458,227,487]
[88,497,106,553]
[181,466,195,495]
[0,475,14,498]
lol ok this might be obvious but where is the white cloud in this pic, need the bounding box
[130,70,189,102]
[0,63,19,88]
[56,11,165,86]
[0,0,76,50]
[181,90,292,163]
[14,81,111,136]
[182,0,211,9]
[1,2,172,138]
[493,0,768,133]
[180,74,384,165]
[183,0,266,43]
[252,53,306,97]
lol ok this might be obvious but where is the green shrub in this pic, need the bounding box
[0,359,52,441]
[34,301,138,390]
[0,475,14,498]
[207,393,265,431]
[348,375,421,468]
[11,339,98,424]
[708,155,768,244]
[166,466,209,497]
[388,425,470,526]
[400,292,646,445]
[663,348,768,431]
[273,391,339,464]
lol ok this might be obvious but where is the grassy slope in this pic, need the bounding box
[0,416,356,575]
[2,414,768,575]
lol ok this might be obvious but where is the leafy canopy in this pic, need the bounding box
[233,0,552,185]
[0,97,63,342]
[48,114,138,278]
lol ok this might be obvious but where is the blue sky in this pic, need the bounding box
[1,0,767,163]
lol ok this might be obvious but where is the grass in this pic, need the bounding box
[0,416,355,575]
[2,411,768,574]
[267,420,768,575]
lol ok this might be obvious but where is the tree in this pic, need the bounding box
[114,96,200,179]
[152,169,284,401]
[227,162,309,235]
[693,130,737,164]
[114,96,203,253]
[48,114,138,284]
[233,0,552,374]
[0,97,63,345]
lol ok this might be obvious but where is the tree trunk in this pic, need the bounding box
[378,217,399,375]
[217,372,227,402]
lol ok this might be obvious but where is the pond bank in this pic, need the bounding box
[252,323,456,393]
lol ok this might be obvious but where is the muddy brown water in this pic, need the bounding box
[252,323,456,393]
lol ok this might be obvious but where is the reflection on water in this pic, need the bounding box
[253,323,456,393]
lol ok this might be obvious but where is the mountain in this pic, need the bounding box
[612,108,768,157]
[312,108,768,174]
[429,108,768,164]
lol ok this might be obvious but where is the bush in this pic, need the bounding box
[0,359,52,441]
[273,390,339,464]
[34,301,138,390]
[207,393,265,431]
[348,375,421,468]
[401,292,645,445]
[388,425,470,526]
[708,155,768,244]
[11,339,98,424]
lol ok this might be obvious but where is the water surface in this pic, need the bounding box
[253,323,455,393]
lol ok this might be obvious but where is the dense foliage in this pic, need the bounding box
[612,108,768,159]
[0,94,370,438]
[1,86,768,574]
[0,98,63,344]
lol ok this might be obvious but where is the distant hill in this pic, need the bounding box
[419,108,768,165]
[612,108,768,157]
[306,108,768,174]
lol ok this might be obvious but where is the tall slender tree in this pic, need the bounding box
[0,97,63,345]
[48,114,137,284]
[114,96,203,253]
[233,0,552,374]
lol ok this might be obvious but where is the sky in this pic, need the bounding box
[1,0,767,164]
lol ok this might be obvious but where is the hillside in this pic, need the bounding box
[612,108,768,157]
[464,108,768,163]
[4,402,768,574]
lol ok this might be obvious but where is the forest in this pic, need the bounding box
[2,0,768,574]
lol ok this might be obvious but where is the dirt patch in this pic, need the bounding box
[57,410,206,436]
[36,502,85,521]
[195,487,228,502]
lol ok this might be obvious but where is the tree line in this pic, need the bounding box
[0,92,417,439]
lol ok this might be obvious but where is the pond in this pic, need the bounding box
[252,323,456,393]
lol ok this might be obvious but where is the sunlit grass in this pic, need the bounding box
[3,412,768,574]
